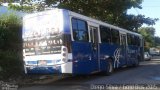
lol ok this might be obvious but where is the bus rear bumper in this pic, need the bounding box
[24,65,61,74]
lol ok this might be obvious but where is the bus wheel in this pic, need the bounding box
[105,59,113,75]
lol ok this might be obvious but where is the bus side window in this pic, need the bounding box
[100,26,111,44]
[127,34,132,45]
[128,34,138,46]
[71,18,89,42]
[131,35,136,46]
[136,36,140,46]
[111,29,120,45]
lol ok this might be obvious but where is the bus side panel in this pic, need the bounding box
[100,43,120,70]
[99,43,112,71]
[127,46,139,65]
[72,42,92,74]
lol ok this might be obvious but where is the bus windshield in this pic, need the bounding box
[23,13,63,56]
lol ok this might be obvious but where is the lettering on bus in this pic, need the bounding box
[114,48,121,68]
[23,33,63,55]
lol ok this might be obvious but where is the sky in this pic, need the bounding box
[128,0,160,36]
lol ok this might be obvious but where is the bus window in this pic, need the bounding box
[127,34,139,46]
[127,34,132,45]
[100,26,111,44]
[135,36,140,46]
[131,35,136,46]
[111,29,120,45]
[71,18,88,42]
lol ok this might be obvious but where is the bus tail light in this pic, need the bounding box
[23,49,26,59]
[61,46,68,62]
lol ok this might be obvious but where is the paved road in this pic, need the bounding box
[19,57,160,90]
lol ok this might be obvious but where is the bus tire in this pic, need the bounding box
[105,59,113,75]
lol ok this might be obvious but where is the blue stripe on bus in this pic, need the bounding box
[46,60,52,63]
[27,61,37,64]
[27,60,53,64]
[26,66,61,74]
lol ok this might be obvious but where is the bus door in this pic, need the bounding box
[89,26,100,72]
[120,34,127,66]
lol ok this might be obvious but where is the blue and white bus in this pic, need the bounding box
[23,9,144,75]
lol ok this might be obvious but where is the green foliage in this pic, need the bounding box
[8,1,46,12]
[7,0,158,31]
[138,27,155,50]
[0,0,13,3]
[8,3,34,13]
[54,0,158,31]
[0,13,23,80]
[45,0,58,7]
[0,51,22,79]
[155,36,160,46]
[118,14,158,31]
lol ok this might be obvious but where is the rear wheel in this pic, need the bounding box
[105,59,113,75]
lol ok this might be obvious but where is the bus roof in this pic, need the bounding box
[23,9,63,20]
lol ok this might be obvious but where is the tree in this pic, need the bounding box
[45,0,158,31]
[4,0,158,31]
[0,13,23,79]
[8,3,34,13]
[138,27,155,51]
[155,36,160,46]
[1,0,46,13]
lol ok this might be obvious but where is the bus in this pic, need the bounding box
[23,9,144,75]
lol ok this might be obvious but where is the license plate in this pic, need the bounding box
[38,60,47,65]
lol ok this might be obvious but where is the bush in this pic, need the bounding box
[0,51,23,79]
[0,13,23,80]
